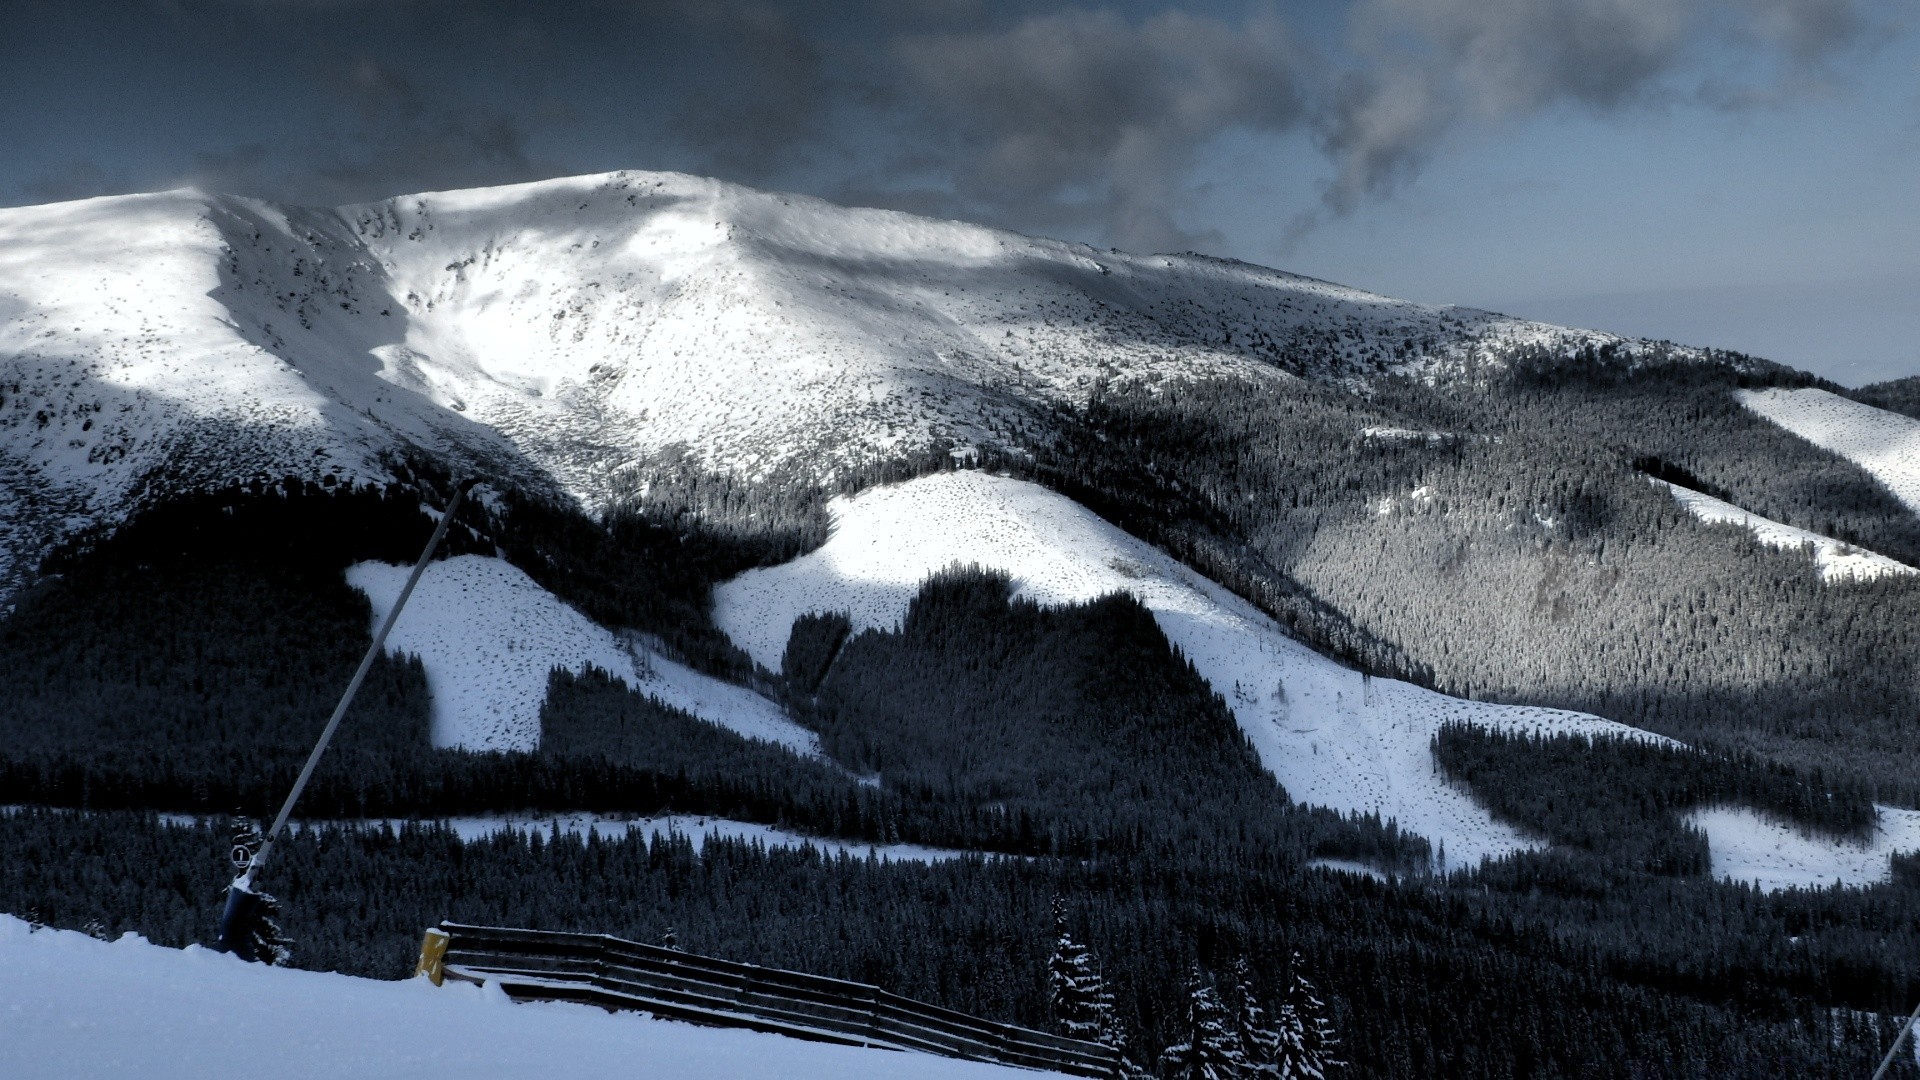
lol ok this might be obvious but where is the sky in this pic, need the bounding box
[2,0,1915,385]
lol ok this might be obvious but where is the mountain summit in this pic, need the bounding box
[0,170,1729,591]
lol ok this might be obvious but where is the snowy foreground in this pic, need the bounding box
[1655,479,1916,583]
[1738,388,1920,516]
[0,916,1042,1080]
[348,554,818,755]
[715,470,1666,867]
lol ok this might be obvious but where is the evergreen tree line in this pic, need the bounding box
[785,569,1425,868]
[4,809,1913,1078]
[1001,361,1920,802]
[1433,723,1877,875]
[1852,374,1920,423]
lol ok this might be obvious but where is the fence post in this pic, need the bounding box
[415,927,450,986]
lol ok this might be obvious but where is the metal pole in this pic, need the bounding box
[1872,997,1920,1080]
[239,481,468,886]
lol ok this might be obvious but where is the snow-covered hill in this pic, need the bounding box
[0,171,1707,597]
[1655,479,1917,582]
[0,916,1042,1080]
[714,470,1667,867]
[1738,388,1920,517]
[347,554,818,755]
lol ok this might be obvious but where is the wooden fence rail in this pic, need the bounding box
[419,923,1120,1078]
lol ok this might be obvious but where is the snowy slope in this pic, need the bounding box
[1737,388,1920,516]
[1689,805,1920,892]
[0,171,1718,598]
[713,470,1667,866]
[1655,479,1917,582]
[347,554,818,755]
[0,916,1042,1080]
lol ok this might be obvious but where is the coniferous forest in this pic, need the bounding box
[6,356,1920,1076]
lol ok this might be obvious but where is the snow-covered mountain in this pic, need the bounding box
[0,170,1711,595]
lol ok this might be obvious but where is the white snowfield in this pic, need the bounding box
[0,916,1043,1080]
[1688,806,1920,892]
[347,554,818,755]
[1737,388,1920,516]
[1655,479,1917,582]
[714,470,1668,867]
[0,170,1709,598]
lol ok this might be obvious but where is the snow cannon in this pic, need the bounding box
[208,479,476,963]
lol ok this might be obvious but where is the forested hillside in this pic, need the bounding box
[1014,359,1920,801]
[5,173,1920,1076]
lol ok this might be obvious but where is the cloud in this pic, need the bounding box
[171,57,550,206]
[1317,0,1883,214]
[5,0,1899,247]
[894,7,1306,251]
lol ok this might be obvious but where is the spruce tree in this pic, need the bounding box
[1159,966,1247,1080]
[1233,956,1283,1077]
[1048,897,1114,1043]
[1277,952,1342,1079]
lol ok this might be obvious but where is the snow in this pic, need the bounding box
[162,811,986,863]
[1737,388,1920,517]
[713,470,1669,867]
[346,554,818,755]
[0,916,1043,1080]
[1655,478,1916,582]
[1688,805,1920,892]
[1303,858,1391,882]
[0,171,1722,602]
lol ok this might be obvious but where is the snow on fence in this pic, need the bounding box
[419,923,1120,1078]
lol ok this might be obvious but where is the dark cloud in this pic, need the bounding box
[172,57,551,206]
[894,7,1305,251]
[1317,0,1884,215]
[4,0,1899,246]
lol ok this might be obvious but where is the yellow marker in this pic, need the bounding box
[415,927,450,986]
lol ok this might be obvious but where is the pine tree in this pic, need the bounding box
[1047,898,1146,1076]
[1048,897,1114,1043]
[1232,956,1283,1078]
[1275,953,1341,1079]
[1159,966,1247,1080]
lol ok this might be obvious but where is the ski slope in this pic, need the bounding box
[0,171,1714,601]
[0,916,1042,1080]
[1737,388,1920,516]
[714,470,1668,866]
[1655,479,1916,582]
[347,554,818,755]
[1689,806,1920,892]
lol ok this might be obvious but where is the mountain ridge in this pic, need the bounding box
[0,169,1759,596]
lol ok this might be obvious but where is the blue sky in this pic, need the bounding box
[2,0,1914,384]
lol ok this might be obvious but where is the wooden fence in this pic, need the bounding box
[419,923,1120,1078]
